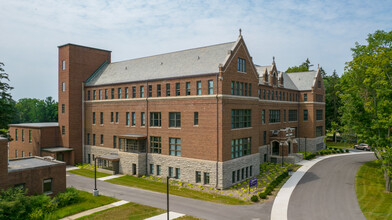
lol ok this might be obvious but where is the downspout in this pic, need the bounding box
[82,82,85,163]
[215,71,220,189]
[146,80,149,175]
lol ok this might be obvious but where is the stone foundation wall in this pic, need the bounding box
[296,136,325,153]
[258,145,269,164]
[221,153,260,189]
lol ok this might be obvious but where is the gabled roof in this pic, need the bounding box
[286,71,318,91]
[255,65,273,75]
[86,42,236,86]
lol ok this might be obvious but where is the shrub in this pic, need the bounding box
[346,149,349,153]
[56,187,80,208]
[251,195,259,202]
[259,192,267,199]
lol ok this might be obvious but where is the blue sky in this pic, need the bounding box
[1,0,391,101]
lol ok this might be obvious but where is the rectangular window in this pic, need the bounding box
[318,80,321,88]
[208,80,213,94]
[168,167,174,177]
[267,90,270,100]
[62,60,65,70]
[169,112,181,128]
[99,89,102,100]
[166,83,171,96]
[194,112,199,126]
[196,171,201,183]
[240,83,243,96]
[242,168,245,180]
[132,86,136,98]
[157,165,161,175]
[22,129,24,142]
[105,89,108,99]
[196,81,202,95]
[29,130,32,143]
[15,150,18,158]
[150,112,161,127]
[263,89,266,99]
[93,90,96,100]
[269,110,281,123]
[93,134,96,145]
[125,87,129,98]
[87,91,91,100]
[150,136,161,154]
[62,104,65,113]
[231,109,251,129]
[283,92,285,100]
[116,112,119,123]
[131,112,135,126]
[148,85,152,97]
[100,112,104,124]
[246,167,249,178]
[250,166,253,176]
[237,170,240,181]
[100,134,104,145]
[113,136,117,148]
[263,131,267,145]
[87,133,90,145]
[204,172,210,184]
[289,110,297,122]
[175,83,180,96]
[258,89,261,99]
[284,110,286,122]
[231,81,235,95]
[237,58,246,72]
[111,88,114,99]
[157,84,161,97]
[43,178,53,194]
[15,129,18,141]
[304,94,308,101]
[244,83,248,96]
[140,86,144,98]
[231,137,251,159]
[118,88,121,99]
[62,126,65,135]
[150,164,154,174]
[304,110,309,121]
[249,84,252,96]
[111,112,114,122]
[169,138,181,156]
[232,171,235,183]
[62,82,65,92]
[262,110,265,124]
[279,91,282,100]
[316,110,323,120]
[175,168,180,179]
[316,126,323,137]
[236,82,239,95]
[126,112,130,126]
[186,82,191,95]
[141,112,145,126]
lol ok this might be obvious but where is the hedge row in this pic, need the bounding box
[258,171,289,200]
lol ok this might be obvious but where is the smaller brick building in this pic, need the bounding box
[0,137,66,196]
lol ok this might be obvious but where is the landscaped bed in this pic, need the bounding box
[356,160,392,220]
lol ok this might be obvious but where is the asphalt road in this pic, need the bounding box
[66,173,273,220]
[287,152,375,220]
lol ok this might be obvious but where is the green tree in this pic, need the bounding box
[13,97,58,123]
[340,30,392,191]
[286,58,313,73]
[0,62,15,136]
[324,69,342,141]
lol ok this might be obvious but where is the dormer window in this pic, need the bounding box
[237,58,246,72]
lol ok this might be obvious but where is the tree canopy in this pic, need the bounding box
[340,30,392,191]
[13,97,58,124]
[286,58,313,73]
[0,62,15,134]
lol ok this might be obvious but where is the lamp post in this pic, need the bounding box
[93,157,99,196]
[280,142,283,167]
[305,137,307,156]
[166,176,172,220]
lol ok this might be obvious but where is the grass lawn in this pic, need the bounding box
[326,141,353,149]
[356,160,392,220]
[68,168,112,178]
[77,202,165,220]
[48,190,118,219]
[107,175,251,205]
[176,216,204,220]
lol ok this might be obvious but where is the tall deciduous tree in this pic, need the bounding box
[13,97,58,123]
[0,62,15,135]
[324,70,342,141]
[340,30,392,191]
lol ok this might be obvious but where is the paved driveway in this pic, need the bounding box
[287,153,375,220]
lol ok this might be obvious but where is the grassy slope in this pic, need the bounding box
[107,175,250,205]
[68,168,111,178]
[77,202,165,220]
[326,141,353,149]
[356,160,392,220]
[48,190,118,219]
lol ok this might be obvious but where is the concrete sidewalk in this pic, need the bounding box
[145,211,185,220]
[270,151,373,220]
[61,200,129,220]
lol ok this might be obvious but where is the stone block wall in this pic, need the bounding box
[296,136,325,153]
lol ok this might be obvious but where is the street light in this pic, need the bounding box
[305,137,307,156]
[166,176,172,220]
[93,156,99,196]
[280,142,283,167]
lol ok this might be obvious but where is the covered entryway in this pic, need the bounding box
[118,134,147,153]
[41,147,73,165]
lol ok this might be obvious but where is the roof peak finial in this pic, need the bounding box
[317,64,320,69]
[239,28,242,37]
[272,56,275,65]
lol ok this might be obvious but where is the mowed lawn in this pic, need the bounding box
[107,175,251,205]
[49,190,118,219]
[68,168,111,178]
[326,141,353,149]
[78,202,165,220]
[356,160,392,220]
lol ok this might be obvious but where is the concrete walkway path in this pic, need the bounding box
[98,174,124,181]
[271,151,373,220]
[145,211,185,220]
[61,200,129,220]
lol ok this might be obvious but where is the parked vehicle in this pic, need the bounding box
[354,143,371,151]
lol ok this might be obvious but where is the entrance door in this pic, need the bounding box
[57,152,64,161]
[288,142,291,154]
[272,142,280,155]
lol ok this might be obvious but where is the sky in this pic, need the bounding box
[1,0,391,101]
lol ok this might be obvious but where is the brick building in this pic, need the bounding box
[9,33,325,188]
[0,137,66,195]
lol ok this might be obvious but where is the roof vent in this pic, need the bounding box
[160,62,163,65]
[125,66,127,70]
[227,50,232,55]
[197,56,200,60]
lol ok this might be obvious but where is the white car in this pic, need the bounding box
[354,143,371,151]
